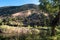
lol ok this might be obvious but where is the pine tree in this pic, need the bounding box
[39,0,59,36]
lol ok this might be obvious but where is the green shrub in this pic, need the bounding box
[0,19,3,25]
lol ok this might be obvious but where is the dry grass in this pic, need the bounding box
[0,25,40,36]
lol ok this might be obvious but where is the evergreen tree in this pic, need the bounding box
[39,0,59,36]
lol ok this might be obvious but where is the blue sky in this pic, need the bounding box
[0,0,39,7]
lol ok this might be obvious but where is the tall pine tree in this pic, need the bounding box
[39,0,59,36]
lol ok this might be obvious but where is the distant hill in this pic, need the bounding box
[0,4,53,26]
[0,4,39,17]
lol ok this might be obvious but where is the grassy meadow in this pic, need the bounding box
[0,25,60,40]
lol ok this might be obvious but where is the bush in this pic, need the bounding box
[0,19,3,25]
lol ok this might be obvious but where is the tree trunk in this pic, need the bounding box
[50,11,60,36]
[51,26,56,36]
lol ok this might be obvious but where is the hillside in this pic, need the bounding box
[0,4,52,27]
[0,4,39,17]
